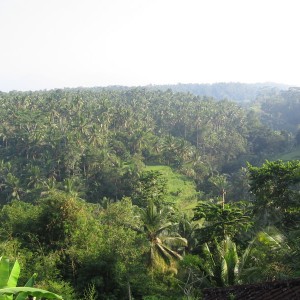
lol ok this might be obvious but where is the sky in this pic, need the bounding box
[0,0,300,92]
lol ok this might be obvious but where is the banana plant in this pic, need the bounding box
[0,257,62,300]
[195,228,290,287]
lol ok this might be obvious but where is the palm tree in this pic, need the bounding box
[209,174,231,208]
[139,202,187,273]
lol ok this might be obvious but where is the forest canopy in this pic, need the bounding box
[0,84,299,299]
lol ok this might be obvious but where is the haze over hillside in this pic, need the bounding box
[60,82,290,103]
[145,82,291,102]
[33,81,291,103]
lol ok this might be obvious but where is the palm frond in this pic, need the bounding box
[220,258,228,286]
[156,243,183,261]
[161,236,188,248]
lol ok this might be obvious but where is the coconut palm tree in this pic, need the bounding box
[139,202,187,273]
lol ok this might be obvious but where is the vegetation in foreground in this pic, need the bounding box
[0,86,299,299]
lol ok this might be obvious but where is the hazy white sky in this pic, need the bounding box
[0,0,299,91]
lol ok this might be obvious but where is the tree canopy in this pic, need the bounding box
[0,86,299,298]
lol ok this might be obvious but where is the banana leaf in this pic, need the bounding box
[0,287,62,299]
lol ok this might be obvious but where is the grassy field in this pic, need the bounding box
[144,165,198,213]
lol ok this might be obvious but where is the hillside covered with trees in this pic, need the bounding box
[0,85,299,299]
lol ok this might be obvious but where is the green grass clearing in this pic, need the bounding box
[144,165,198,213]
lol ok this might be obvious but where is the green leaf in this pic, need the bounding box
[23,273,37,287]
[202,243,215,276]
[224,238,238,270]
[0,257,20,289]
[0,257,9,288]
[15,273,37,300]
[0,287,63,299]
[221,258,228,286]
[6,260,20,288]
[162,236,188,248]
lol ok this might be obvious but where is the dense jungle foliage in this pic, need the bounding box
[0,85,299,299]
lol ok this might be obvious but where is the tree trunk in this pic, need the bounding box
[128,281,132,300]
